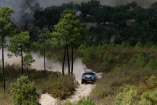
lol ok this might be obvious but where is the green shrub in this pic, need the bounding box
[121,42,126,47]
[11,76,40,105]
[149,75,157,82]
[150,45,156,50]
[147,55,157,69]
[144,42,153,48]
[103,52,115,64]
[81,45,96,64]
[76,97,96,105]
[113,85,137,105]
[139,88,157,105]
[135,41,142,48]
[119,51,127,59]
[102,43,109,49]
[49,82,71,99]
[129,52,149,67]
[65,99,73,105]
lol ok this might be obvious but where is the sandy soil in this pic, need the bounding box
[39,93,56,105]
[39,84,94,105]
[39,73,103,105]
[69,84,95,103]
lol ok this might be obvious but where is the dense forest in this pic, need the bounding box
[1,0,157,105]
[32,1,157,46]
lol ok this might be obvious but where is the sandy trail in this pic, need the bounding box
[39,73,103,105]
[68,84,95,103]
[39,84,94,105]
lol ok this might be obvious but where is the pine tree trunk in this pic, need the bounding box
[67,44,70,74]
[2,41,5,91]
[62,46,66,75]
[27,66,29,77]
[71,42,73,75]
[21,47,23,75]
[44,47,46,77]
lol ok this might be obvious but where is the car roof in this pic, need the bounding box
[83,71,96,74]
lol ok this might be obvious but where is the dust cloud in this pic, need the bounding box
[0,48,89,82]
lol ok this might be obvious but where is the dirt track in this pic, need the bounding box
[39,73,102,105]
[39,84,94,105]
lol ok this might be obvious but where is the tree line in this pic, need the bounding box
[32,0,157,46]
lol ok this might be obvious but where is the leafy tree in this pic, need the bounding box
[78,0,101,17]
[8,31,30,75]
[0,7,15,91]
[131,6,149,24]
[33,7,61,29]
[111,12,127,27]
[11,76,40,105]
[88,25,113,45]
[115,2,137,13]
[115,28,132,44]
[51,9,83,75]
[23,54,35,77]
[36,28,53,77]
[94,5,114,24]
[61,2,78,10]
[33,3,77,30]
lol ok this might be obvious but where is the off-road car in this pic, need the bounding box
[81,71,97,84]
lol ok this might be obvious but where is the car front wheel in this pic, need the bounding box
[81,80,84,84]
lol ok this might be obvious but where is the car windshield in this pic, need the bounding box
[83,73,95,75]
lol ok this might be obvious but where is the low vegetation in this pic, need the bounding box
[79,43,157,105]
[0,64,76,105]
[49,75,76,99]
[1,42,157,105]
[11,76,40,105]
[64,97,96,105]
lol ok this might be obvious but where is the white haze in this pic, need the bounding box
[0,0,157,24]
[0,48,89,82]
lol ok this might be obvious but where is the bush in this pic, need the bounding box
[113,85,137,105]
[64,97,96,105]
[61,75,76,92]
[144,42,153,48]
[139,88,157,105]
[147,55,157,69]
[76,97,96,105]
[49,82,71,99]
[11,76,40,105]
[81,45,96,64]
[149,75,157,82]
[135,41,142,48]
[129,52,149,67]
[103,52,115,64]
